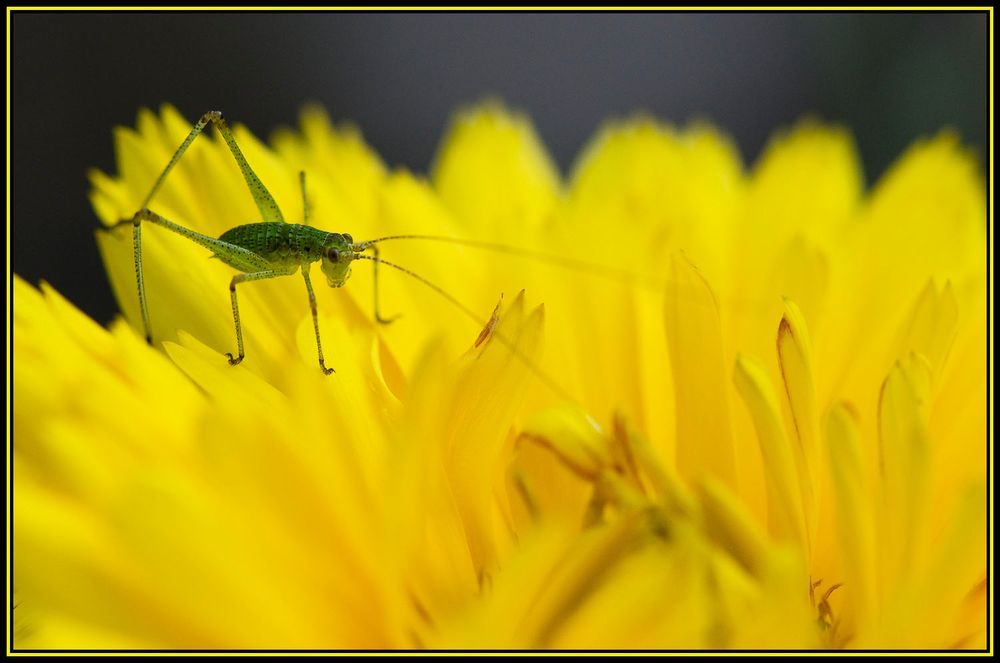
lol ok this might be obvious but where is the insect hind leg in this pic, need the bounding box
[141,110,285,224]
[106,207,273,348]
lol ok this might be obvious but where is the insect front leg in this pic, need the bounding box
[301,267,334,375]
[226,268,291,367]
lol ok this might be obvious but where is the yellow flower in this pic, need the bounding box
[13,103,985,650]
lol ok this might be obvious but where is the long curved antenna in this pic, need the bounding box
[356,234,779,318]
[354,234,662,291]
[352,253,574,402]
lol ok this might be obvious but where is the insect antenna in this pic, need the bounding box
[351,253,575,402]
[356,234,779,318]
[355,234,662,291]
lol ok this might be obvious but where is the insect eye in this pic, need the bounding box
[327,248,340,262]
[343,233,353,244]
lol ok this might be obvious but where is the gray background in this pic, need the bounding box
[10,12,989,325]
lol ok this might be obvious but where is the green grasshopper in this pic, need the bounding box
[110,110,548,375]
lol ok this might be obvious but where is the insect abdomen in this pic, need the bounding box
[218,223,328,266]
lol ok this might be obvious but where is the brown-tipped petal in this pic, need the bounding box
[734,353,809,555]
[776,298,821,556]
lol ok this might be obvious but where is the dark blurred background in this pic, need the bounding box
[10,11,989,326]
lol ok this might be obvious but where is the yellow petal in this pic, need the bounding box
[733,353,808,553]
[664,255,737,491]
[864,131,985,283]
[859,481,987,648]
[746,119,862,246]
[547,526,711,649]
[892,279,959,379]
[696,478,767,577]
[828,132,985,397]
[566,117,743,284]
[519,405,609,482]
[431,100,561,238]
[515,510,648,648]
[824,402,878,639]
[776,298,821,552]
[877,354,933,592]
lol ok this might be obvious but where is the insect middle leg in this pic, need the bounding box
[368,244,400,325]
[226,267,295,367]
